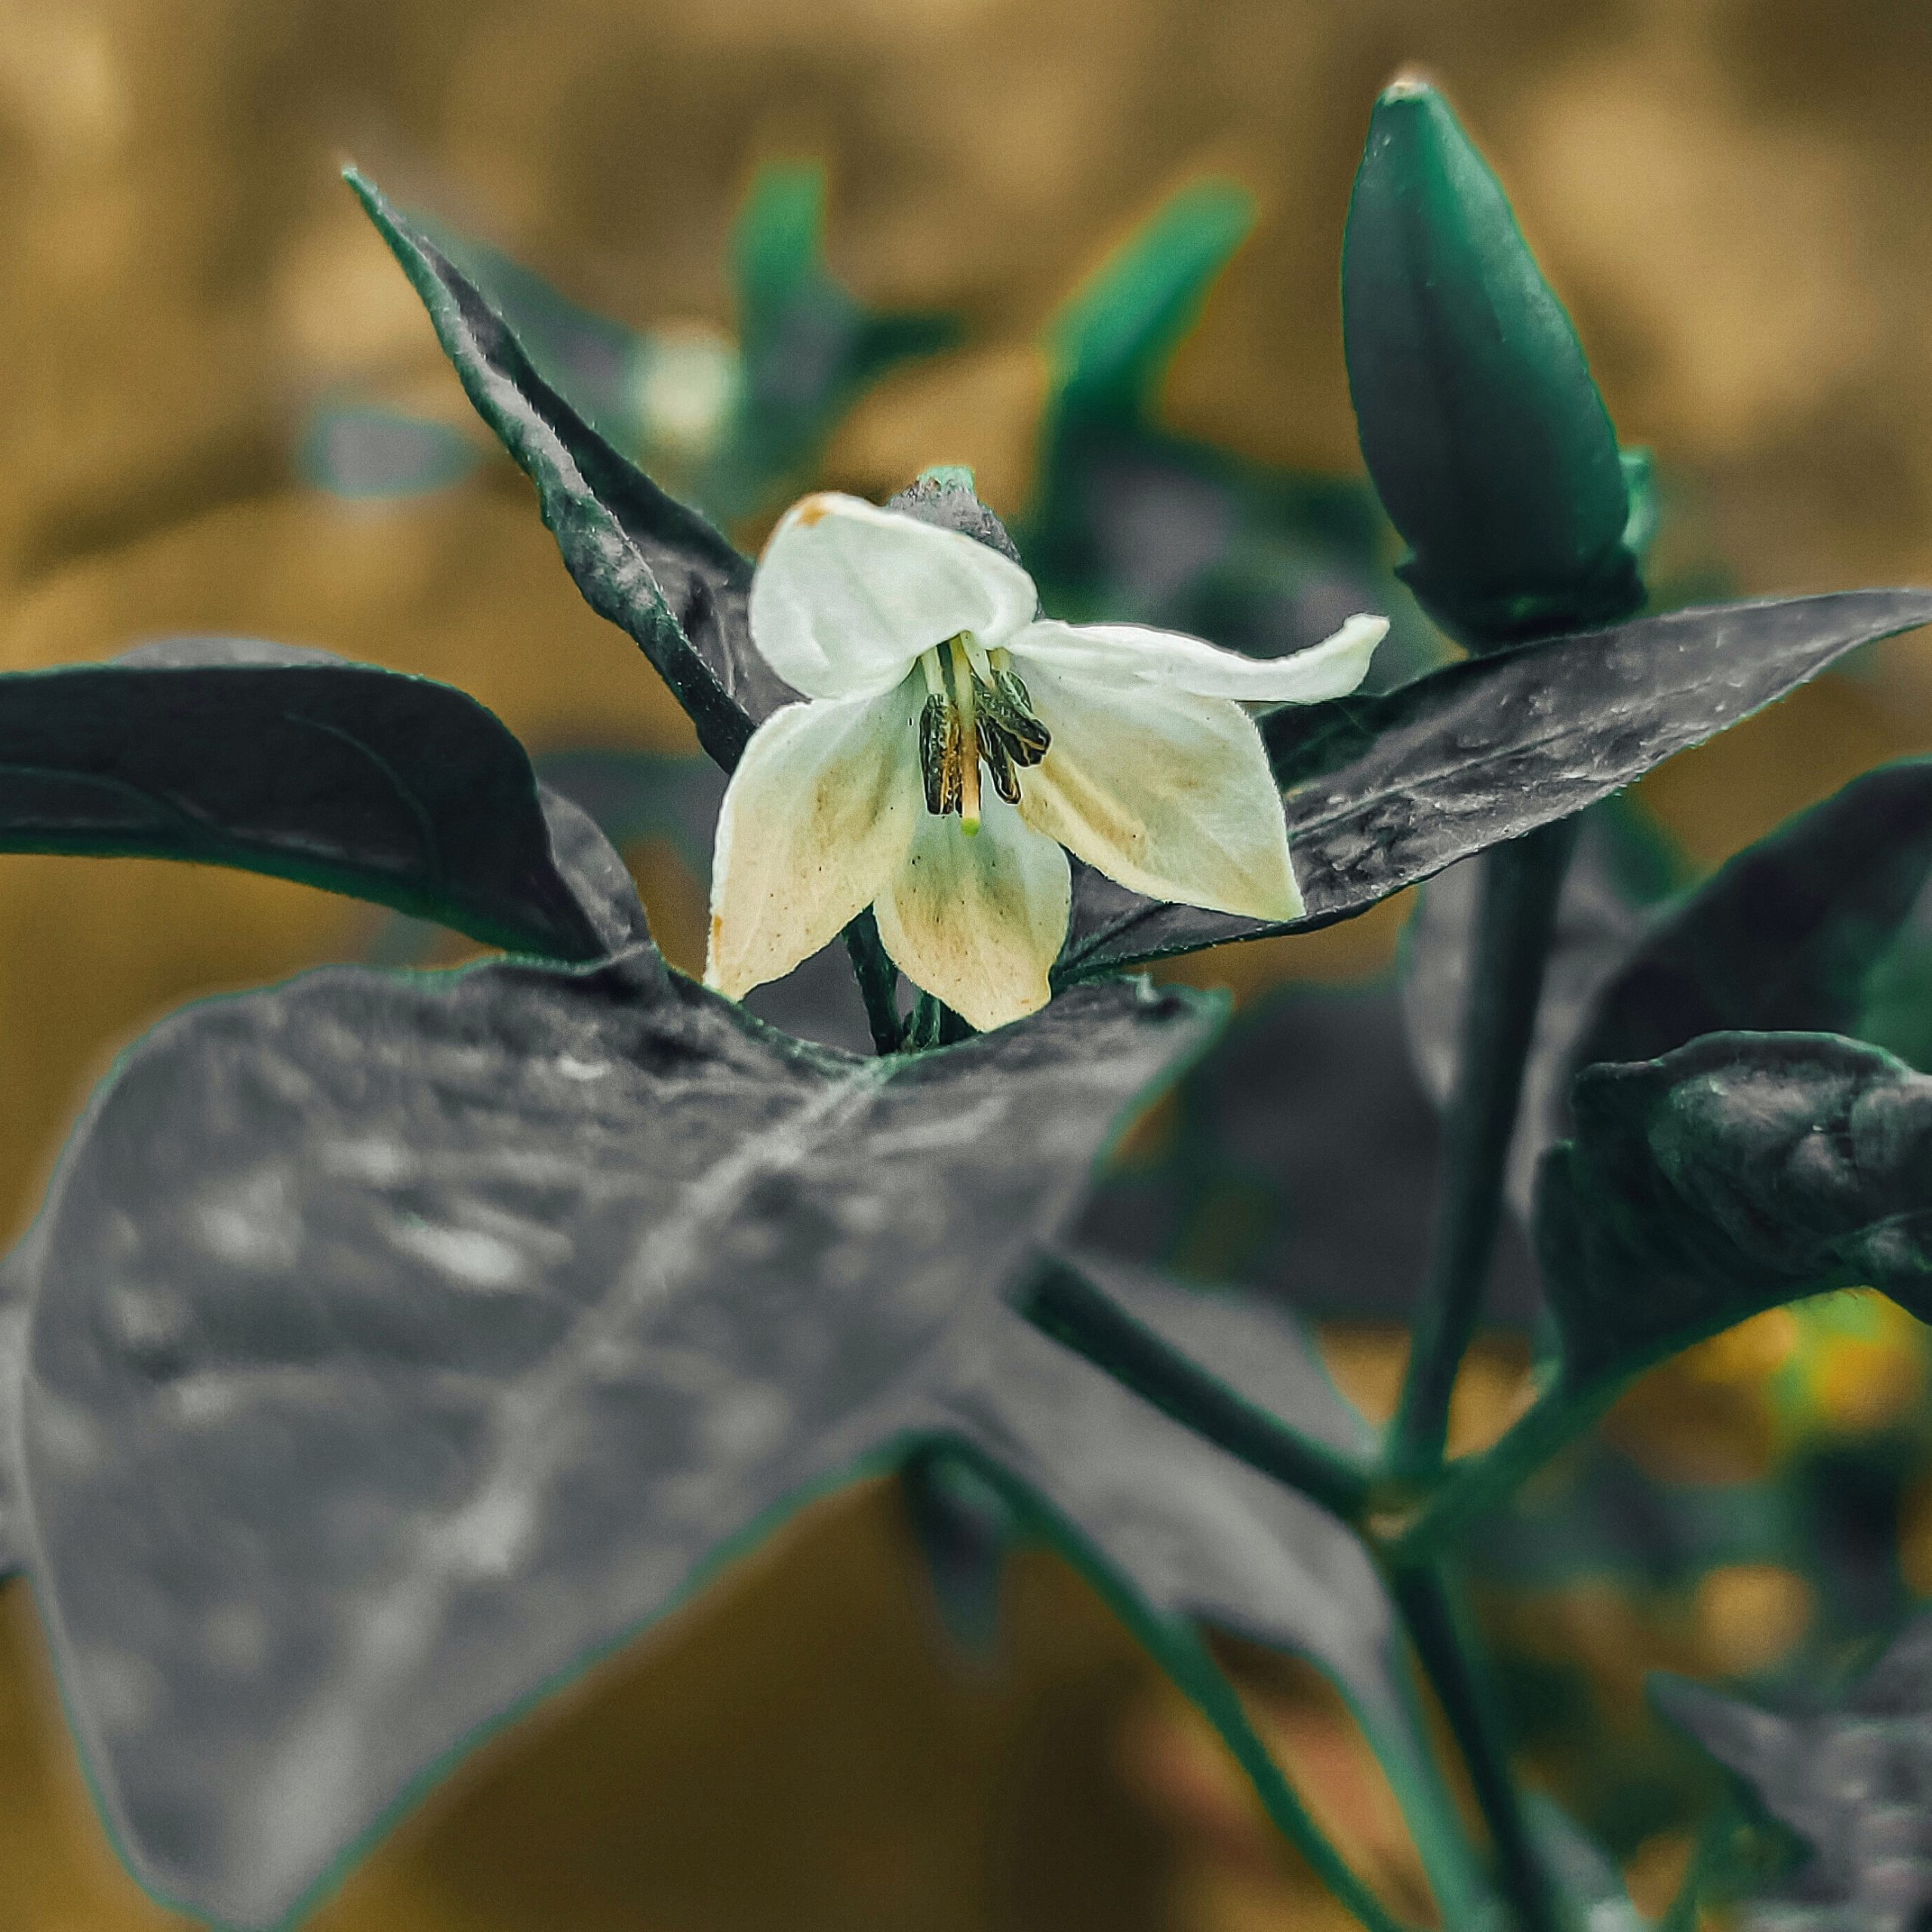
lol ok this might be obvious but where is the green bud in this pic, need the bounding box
[1342,78,1642,648]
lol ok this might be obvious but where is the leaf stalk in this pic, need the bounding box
[1388,817,1578,1481]
[1386,1563,1564,1932]
[1023,1257,1374,1522]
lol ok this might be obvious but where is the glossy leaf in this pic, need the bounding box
[1342,79,1638,645]
[131,638,648,959]
[0,635,610,962]
[1060,590,1932,980]
[1651,1637,1932,1932]
[1574,758,1932,1070]
[409,215,649,452]
[531,783,653,956]
[1535,1032,1932,1392]
[12,949,1211,1926]
[346,168,790,766]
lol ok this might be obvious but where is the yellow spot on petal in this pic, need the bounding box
[795,495,833,528]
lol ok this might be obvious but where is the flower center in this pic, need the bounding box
[916,635,1051,835]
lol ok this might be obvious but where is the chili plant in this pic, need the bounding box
[0,75,1927,1932]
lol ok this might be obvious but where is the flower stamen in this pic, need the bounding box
[915,638,1052,829]
[947,635,982,834]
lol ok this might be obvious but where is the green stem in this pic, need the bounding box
[1168,1625,1418,1932]
[901,991,975,1052]
[1658,1801,1736,1932]
[1389,1379,1617,1567]
[1389,1564,1561,1932]
[842,910,903,1054]
[1024,1257,1373,1522]
[950,1441,1420,1932]
[1363,1671,1494,1931]
[1389,817,1578,1482]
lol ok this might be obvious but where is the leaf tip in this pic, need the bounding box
[340,165,388,226]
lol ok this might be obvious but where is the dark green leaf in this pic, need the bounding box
[346,168,788,768]
[899,1447,1014,1661]
[1651,1645,1932,1932]
[1078,980,1541,1323]
[132,640,648,960]
[727,162,958,510]
[948,1273,1385,1654]
[940,1257,1479,1924]
[531,784,651,956]
[1854,915,1932,1074]
[1574,758,1932,1071]
[1342,79,1638,645]
[12,950,1212,1925]
[1046,179,1254,419]
[1060,591,1932,981]
[409,217,647,451]
[0,635,611,962]
[1535,1032,1932,1392]
[412,168,954,526]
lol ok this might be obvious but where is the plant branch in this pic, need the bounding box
[1388,817,1578,1481]
[1387,1379,1618,1567]
[1023,1257,1373,1522]
[1389,1563,1562,1932]
[842,910,903,1054]
[1658,1799,1738,1932]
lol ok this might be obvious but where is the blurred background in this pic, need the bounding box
[6,0,1932,1924]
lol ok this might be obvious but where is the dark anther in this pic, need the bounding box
[918,693,964,817]
[976,715,1024,803]
[986,669,1051,766]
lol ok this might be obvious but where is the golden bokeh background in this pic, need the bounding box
[3,0,1932,1925]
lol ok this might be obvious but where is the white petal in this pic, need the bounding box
[1007,611,1386,708]
[1014,663,1304,923]
[706,685,924,1000]
[873,794,1070,1033]
[749,493,1041,701]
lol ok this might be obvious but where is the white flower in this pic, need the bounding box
[704,492,1387,1032]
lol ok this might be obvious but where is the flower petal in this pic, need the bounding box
[1012,663,1304,922]
[750,493,1041,701]
[706,685,923,999]
[873,795,1070,1032]
[1007,611,1387,708]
